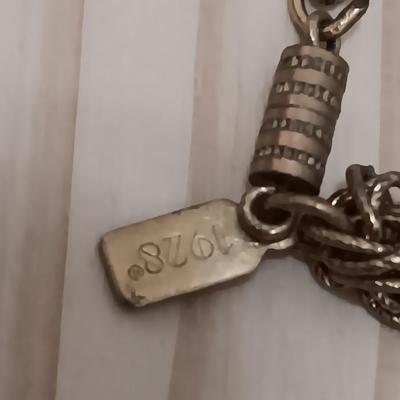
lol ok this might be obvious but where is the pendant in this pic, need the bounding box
[101,200,268,306]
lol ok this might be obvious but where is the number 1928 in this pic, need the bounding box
[128,225,233,280]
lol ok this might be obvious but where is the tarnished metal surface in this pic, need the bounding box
[242,165,400,330]
[249,44,349,194]
[288,0,369,40]
[101,200,267,306]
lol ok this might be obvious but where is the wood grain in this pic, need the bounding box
[55,1,199,399]
[374,1,400,399]
[0,1,84,399]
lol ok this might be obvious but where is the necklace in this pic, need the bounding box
[99,0,400,331]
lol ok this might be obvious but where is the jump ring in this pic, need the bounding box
[238,187,296,247]
[304,11,341,54]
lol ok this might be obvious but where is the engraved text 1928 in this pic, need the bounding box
[101,200,267,306]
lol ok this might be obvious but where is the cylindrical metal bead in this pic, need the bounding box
[249,44,349,194]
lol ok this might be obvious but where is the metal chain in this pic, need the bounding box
[288,0,369,42]
[302,10,342,53]
[240,0,384,327]
[240,165,400,330]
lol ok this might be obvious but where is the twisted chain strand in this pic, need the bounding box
[260,164,400,330]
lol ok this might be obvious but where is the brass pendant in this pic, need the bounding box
[101,200,267,306]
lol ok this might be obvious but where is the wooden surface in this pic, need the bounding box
[0,1,83,399]
[375,2,400,399]
[2,1,400,399]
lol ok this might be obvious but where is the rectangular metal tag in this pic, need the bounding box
[101,200,266,306]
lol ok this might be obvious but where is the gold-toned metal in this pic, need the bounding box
[99,0,400,332]
[241,163,400,330]
[265,192,352,232]
[322,0,369,40]
[101,200,267,306]
[293,165,400,330]
[237,186,296,248]
[249,44,349,194]
[288,0,369,41]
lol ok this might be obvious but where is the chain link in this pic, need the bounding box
[288,0,369,43]
[240,165,400,330]
[302,10,342,53]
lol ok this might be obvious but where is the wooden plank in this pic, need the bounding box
[375,328,400,399]
[0,1,84,399]
[55,1,199,399]
[374,1,400,399]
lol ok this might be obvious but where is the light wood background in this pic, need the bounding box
[1,1,399,399]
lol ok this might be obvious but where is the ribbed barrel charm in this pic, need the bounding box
[249,45,349,194]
